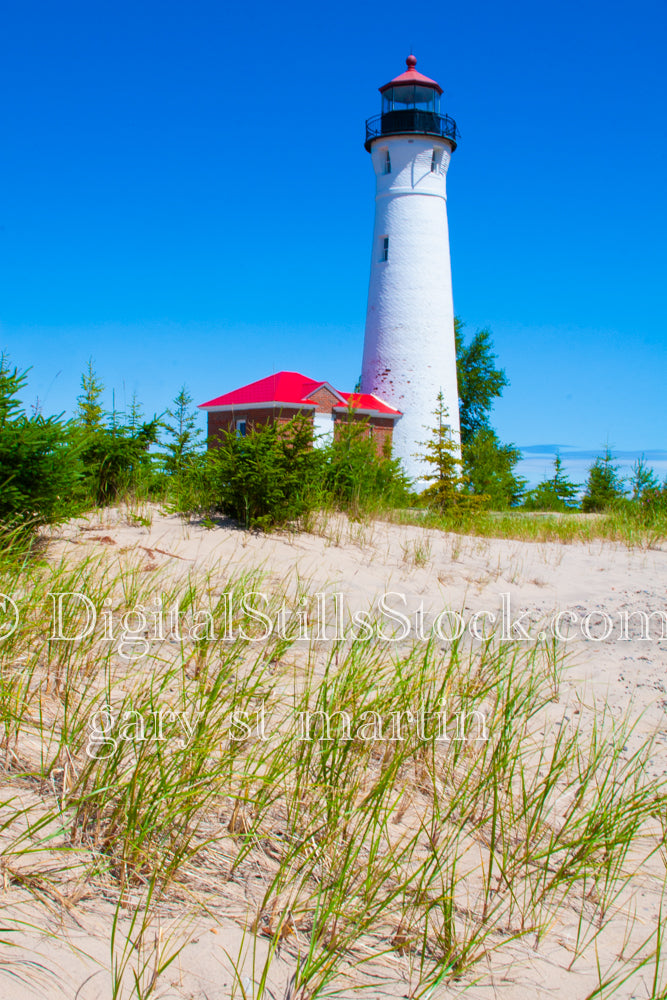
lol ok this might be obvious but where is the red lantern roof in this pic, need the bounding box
[379,55,443,96]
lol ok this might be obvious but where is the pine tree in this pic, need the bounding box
[76,359,105,430]
[0,356,78,531]
[463,427,525,508]
[163,385,203,474]
[629,455,659,502]
[416,391,465,509]
[524,453,580,511]
[323,412,409,509]
[581,447,625,512]
[127,392,143,435]
[72,362,160,506]
[0,353,24,428]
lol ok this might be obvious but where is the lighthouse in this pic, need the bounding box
[361,56,461,486]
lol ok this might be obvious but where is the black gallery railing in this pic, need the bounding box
[365,110,460,149]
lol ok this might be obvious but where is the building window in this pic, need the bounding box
[431,148,440,173]
[381,236,389,262]
[236,419,247,438]
[383,150,391,174]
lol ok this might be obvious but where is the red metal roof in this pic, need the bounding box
[200,372,320,409]
[379,55,443,96]
[199,371,401,417]
[337,392,401,416]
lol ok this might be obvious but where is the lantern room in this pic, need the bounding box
[365,55,459,151]
[380,55,442,114]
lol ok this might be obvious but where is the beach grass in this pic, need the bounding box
[390,505,667,549]
[0,520,665,998]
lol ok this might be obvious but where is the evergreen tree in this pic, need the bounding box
[163,385,203,474]
[639,475,667,513]
[524,453,580,511]
[204,415,322,529]
[463,427,525,508]
[629,455,659,502]
[0,356,78,531]
[76,359,105,430]
[127,392,143,434]
[72,362,160,506]
[416,392,465,509]
[323,413,410,509]
[581,447,625,512]
[455,318,509,446]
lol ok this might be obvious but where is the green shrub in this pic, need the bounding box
[323,417,411,511]
[640,480,667,514]
[71,423,159,506]
[204,416,324,530]
[463,427,525,509]
[0,358,79,533]
[71,361,161,506]
[177,414,411,530]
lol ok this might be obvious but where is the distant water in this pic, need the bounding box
[516,447,667,492]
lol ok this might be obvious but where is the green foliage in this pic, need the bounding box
[455,318,508,446]
[72,361,161,506]
[202,416,323,530]
[73,423,159,506]
[178,413,411,530]
[523,454,580,512]
[76,358,105,431]
[610,459,666,529]
[162,385,203,475]
[629,455,660,502]
[463,428,525,509]
[1,356,413,532]
[638,476,667,514]
[127,392,144,434]
[581,447,626,512]
[0,357,78,533]
[454,317,520,510]
[323,416,410,511]
[7,344,663,547]
[416,392,466,510]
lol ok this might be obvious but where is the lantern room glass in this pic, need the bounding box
[381,86,440,114]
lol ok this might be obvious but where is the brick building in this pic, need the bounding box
[199,371,401,455]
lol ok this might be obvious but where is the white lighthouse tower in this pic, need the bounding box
[361,55,461,486]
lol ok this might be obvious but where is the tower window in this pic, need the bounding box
[383,150,391,174]
[381,236,389,262]
[431,149,441,173]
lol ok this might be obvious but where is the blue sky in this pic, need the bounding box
[1,0,665,485]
